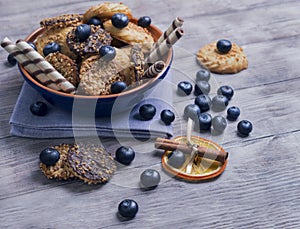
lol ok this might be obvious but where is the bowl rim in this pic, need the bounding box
[20,21,173,99]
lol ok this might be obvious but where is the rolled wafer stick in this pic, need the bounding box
[16,40,76,94]
[151,17,184,51]
[146,27,184,64]
[1,38,60,91]
[143,61,165,78]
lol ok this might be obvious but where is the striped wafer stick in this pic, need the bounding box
[143,61,165,78]
[16,40,76,94]
[1,38,60,91]
[151,17,184,51]
[146,27,184,64]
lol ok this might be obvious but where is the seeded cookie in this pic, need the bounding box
[79,48,131,95]
[103,20,154,52]
[45,52,79,87]
[83,2,132,23]
[66,25,112,57]
[197,42,248,74]
[36,26,77,59]
[67,143,116,184]
[40,144,75,180]
[40,14,83,30]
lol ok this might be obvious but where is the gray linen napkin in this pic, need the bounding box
[10,73,174,139]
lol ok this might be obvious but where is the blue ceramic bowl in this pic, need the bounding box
[20,21,173,117]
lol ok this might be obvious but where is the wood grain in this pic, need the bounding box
[0,0,300,228]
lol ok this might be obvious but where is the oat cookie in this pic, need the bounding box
[67,143,116,184]
[45,52,79,87]
[83,2,132,23]
[197,42,248,74]
[40,14,83,30]
[36,26,77,59]
[66,25,112,57]
[103,20,154,51]
[40,144,75,180]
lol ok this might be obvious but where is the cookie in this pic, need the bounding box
[40,144,75,180]
[79,48,131,95]
[40,14,83,30]
[45,52,79,87]
[103,20,154,52]
[36,26,77,59]
[67,143,116,184]
[83,2,132,23]
[197,42,248,74]
[66,25,112,57]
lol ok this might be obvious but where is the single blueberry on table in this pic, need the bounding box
[237,120,253,136]
[43,42,61,56]
[7,54,17,66]
[30,101,48,116]
[160,109,175,125]
[39,148,60,166]
[139,104,156,120]
[194,94,211,112]
[115,146,135,165]
[217,85,234,100]
[140,169,161,188]
[177,81,193,96]
[212,116,227,132]
[216,39,232,54]
[211,95,229,112]
[196,69,210,82]
[168,150,186,169]
[112,13,129,29]
[75,24,91,42]
[111,81,127,94]
[183,104,201,121]
[99,45,116,61]
[87,16,102,26]
[194,81,211,95]
[227,106,240,121]
[199,112,212,131]
[138,16,151,27]
[118,199,139,219]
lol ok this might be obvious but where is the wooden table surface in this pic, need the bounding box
[1,0,300,228]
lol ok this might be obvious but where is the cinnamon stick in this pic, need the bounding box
[155,138,228,163]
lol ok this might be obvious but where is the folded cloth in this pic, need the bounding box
[10,74,174,139]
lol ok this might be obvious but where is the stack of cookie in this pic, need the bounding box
[40,143,116,184]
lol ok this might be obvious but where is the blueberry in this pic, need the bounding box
[212,116,227,132]
[227,106,240,121]
[99,45,116,61]
[237,120,253,136]
[27,42,37,50]
[75,24,91,42]
[39,148,60,166]
[138,16,151,28]
[118,199,138,219]
[160,109,175,125]
[183,104,201,121]
[211,95,229,112]
[111,81,127,94]
[43,42,61,56]
[87,16,102,26]
[217,85,234,100]
[115,146,135,165]
[194,95,211,112]
[167,150,186,169]
[111,13,129,29]
[177,81,193,96]
[216,39,232,54]
[194,81,210,95]
[199,113,212,131]
[30,101,48,116]
[140,169,161,188]
[196,69,210,82]
[7,54,17,66]
[139,104,156,120]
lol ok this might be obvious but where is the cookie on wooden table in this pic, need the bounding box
[40,144,76,180]
[67,143,116,184]
[197,42,248,74]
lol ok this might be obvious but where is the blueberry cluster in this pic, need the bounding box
[138,104,175,125]
[179,68,253,136]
